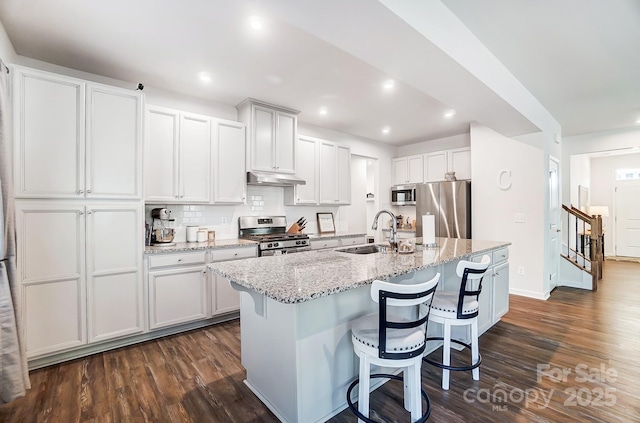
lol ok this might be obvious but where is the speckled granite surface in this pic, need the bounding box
[208,237,510,304]
[145,239,257,254]
[307,232,366,240]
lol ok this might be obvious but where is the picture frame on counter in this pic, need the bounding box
[317,212,335,233]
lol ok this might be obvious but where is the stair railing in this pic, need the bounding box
[561,204,603,290]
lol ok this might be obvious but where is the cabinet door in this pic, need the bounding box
[15,202,86,357]
[212,274,240,315]
[448,148,471,180]
[213,119,246,203]
[275,111,296,174]
[476,276,493,335]
[251,105,276,172]
[337,145,351,204]
[86,204,143,342]
[14,68,85,198]
[145,107,179,201]
[319,141,337,204]
[407,155,424,184]
[424,152,447,182]
[392,158,408,185]
[148,266,208,329]
[86,84,142,199]
[294,136,319,204]
[180,113,211,202]
[493,262,510,321]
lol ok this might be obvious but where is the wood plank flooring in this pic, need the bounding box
[1,260,639,422]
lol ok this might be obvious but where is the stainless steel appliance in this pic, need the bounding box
[415,180,471,239]
[239,216,310,256]
[150,207,176,246]
[391,184,416,206]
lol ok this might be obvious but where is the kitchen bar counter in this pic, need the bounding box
[144,238,257,254]
[208,237,508,303]
[207,237,510,423]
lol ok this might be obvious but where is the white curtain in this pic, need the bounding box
[0,60,30,403]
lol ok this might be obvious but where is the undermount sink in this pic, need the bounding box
[336,244,385,255]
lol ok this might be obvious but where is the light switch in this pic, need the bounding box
[515,213,525,223]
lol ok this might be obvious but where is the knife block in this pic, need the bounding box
[287,223,302,234]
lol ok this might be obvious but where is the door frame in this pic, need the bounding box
[549,156,561,291]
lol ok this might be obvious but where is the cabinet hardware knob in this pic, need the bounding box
[79,211,84,215]
[77,190,83,194]
[87,189,92,193]
[87,210,93,214]
[177,258,182,262]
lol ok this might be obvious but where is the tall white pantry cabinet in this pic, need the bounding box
[12,66,144,358]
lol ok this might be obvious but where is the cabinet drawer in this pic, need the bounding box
[311,239,340,250]
[339,237,366,246]
[211,246,257,262]
[148,251,207,269]
[492,248,509,264]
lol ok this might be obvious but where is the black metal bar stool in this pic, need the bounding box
[346,273,440,422]
[423,255,490,390]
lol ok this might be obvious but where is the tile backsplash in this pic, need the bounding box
[146,186,342,241]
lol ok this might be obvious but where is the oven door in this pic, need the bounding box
[260,246,311,256]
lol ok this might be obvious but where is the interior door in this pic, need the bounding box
[549,158,560,290]
[615,183,640,257]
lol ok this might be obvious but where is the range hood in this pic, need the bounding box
[246,171,306,187]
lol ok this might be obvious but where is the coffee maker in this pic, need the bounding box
[150,208,176,246]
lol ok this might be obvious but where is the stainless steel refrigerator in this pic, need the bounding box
[415,180,472,239]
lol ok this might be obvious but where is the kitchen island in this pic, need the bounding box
[208,237,510,423]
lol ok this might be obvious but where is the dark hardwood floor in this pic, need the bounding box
[2,260,639,422]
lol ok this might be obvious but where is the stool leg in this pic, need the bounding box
[404,366,412,412]
[471,319,480,381]
[358,354,370,422]
[410,360,422,421]
[443,319,451,390]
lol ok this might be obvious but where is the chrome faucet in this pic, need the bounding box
[372,210,398,252]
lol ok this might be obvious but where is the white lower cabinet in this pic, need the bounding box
[147,251,208,330]
[210,246,257,315]
[339,236,366,246]
[16,201,144,358]
[310,238,341,250]
[492,261,510,320]
[148,266,208,329]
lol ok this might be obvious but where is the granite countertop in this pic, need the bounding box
[208,237,510,304]
[307,232,367,240]
[382,228,416,232]
[145,238,258,254]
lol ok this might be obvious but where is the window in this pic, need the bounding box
[615,169,640,181]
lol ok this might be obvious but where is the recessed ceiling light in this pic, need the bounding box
[319,107,328,115]
[383,79,395,90]
[635,118,640,124]
[444,109,456,118]
[249,17,263,30]
[382,126,391,134]
[198,72,211,83]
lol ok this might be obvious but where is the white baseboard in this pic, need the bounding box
[508,288,550,300]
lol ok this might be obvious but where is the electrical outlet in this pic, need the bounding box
[515,213,525,223]
[518,266,525,275]
[221,217,228,225]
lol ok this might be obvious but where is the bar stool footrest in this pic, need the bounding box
[423,336,482,371]
[346,373,431,423]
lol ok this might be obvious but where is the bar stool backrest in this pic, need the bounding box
[455,255,491,320]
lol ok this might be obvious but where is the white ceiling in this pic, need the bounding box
[0,0,637,146]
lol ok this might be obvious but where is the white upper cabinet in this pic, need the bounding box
[13,67,142,199]
[86,84,143,199]
[392,155,423,185]
[179,113,211,202]
[144,106,211,203]
[213,119,246,204]
[424,151,448,182]
[319,139,351,205]
[237,98,299,174]
[424,147,471,182]
[285,135,319,205]
[447,147,471,180]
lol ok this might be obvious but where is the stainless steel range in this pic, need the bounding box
[239,216,310,256]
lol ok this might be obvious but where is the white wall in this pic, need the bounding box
[590,153,640,256]
[570,154,591,207]
[471,123,546,299]
[395,133,470,157]
[0,19,16,63]
[562,126,640,206]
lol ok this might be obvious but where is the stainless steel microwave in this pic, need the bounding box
[391,184,416,205]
